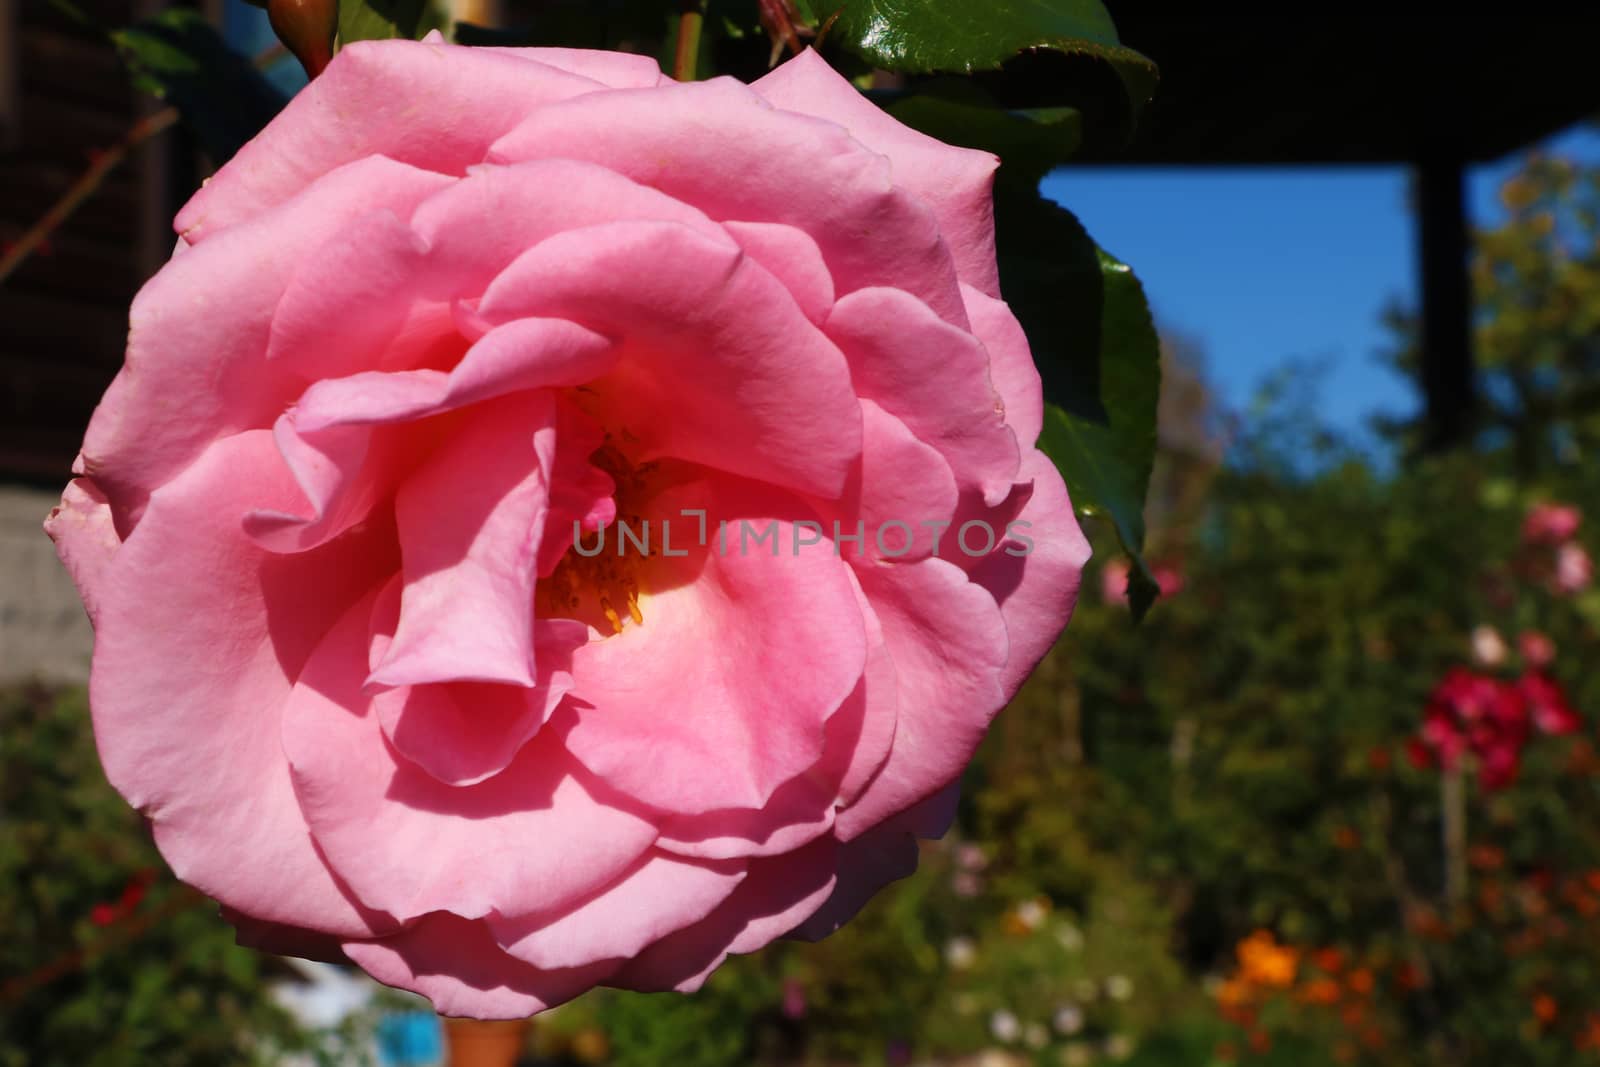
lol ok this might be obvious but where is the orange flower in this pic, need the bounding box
[1535,993,1559,1025]
[1333,826,1360,850]
[1247,1029,1272,1055]
[1575,1013,1600,1051]
[1238,930,1299,988]
[1347,968,1375,997]
[1298,978,1343,1005]
[1312,947,1345,974]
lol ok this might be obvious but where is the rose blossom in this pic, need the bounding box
[1522,502,1581,546]
[45,38,1088,1017]
[1554,542,1593,595]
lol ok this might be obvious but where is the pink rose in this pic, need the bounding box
[45,40,1088,1017]
[1518,630,1556,669]
[1522,502,1582,546]
[1554,542,1593,595]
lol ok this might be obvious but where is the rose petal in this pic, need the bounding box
[827,286,1019,505]
[345,912,617,1020]
[834,557,1008,839]
[44,478,122,627]
[720,220,834,325]
[753,48,999,295]
[563,480,866,815]
[176,40,624,241]
[283,586,657,923]
[488,850,746,970]
[371,392,557,689]
[606,838,838,993]
[485,76,969,328]
[84,157,453,532]
[968,450,1091,697]
[86,430,397,937]
[961,283,1044,448]
[245,317,615,554]
[374,620,586,787]
[475,219,862,499]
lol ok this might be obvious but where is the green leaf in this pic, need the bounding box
[826,0,1155,147]
[337,0,447,46]
[1033,236,1162,620]
[111,9,286,163]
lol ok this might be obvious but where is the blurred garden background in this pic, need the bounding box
[6,1,1600,1064]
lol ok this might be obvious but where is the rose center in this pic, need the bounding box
[539,438,658,635]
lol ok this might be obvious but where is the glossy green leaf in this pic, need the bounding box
[337,0,446,46]
[112,10,286,164]
[827,0,1155,145]
[1033,237,1162,620]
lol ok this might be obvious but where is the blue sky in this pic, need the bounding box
[1044,124,1600,449]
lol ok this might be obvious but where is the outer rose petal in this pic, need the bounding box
[84,157,453,532]
[283,587,658,923]
[224,909,351,965]
[85,430,397,938]
[752,49,1000,296]
[485,77,971,328]
[789,829,918,941]
[827,286,1019,505]
[488,850,746,970]
[44,478,121,626]
[968,450,1092,697]
[345,912,618,1020]
[176,40,627,241]
[962,283,1044,448]
[607,838,838,993]
[834,557,1009,839]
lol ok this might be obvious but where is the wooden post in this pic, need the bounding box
[443,1017,530,1067]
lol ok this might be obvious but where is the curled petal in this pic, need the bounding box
[283,587,657,923]
[345,912,618,1020]
[488,850,746,971]
[753,49,999,295]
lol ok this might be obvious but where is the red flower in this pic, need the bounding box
[1519,673,1581,736]
[1523,503,1581,546]
[89,904,117,927]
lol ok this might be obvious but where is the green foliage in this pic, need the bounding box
[111,9,287,162]
[1035,243,1163,618]
[336,0,448,47]
[0,686,361,1066]
[825,0,1156,145]
[0,687,300,1062]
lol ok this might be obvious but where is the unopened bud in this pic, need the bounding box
[268,0,337,78]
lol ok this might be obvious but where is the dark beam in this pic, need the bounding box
[1415,156,1475,450]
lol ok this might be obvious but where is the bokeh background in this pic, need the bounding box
[5,2,1600,1064]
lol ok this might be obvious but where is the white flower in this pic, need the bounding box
[1105,1034,1136,1061]
[1055,923,1085,952]
[1024,1023,1049,1050]
[990,1010,1021,1043]
[1015,899,1048,931]
[945,937,978,971]
[1052,1003,1085,1035]
[1104,975,1134,1001]
[1470,624,1507,667]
